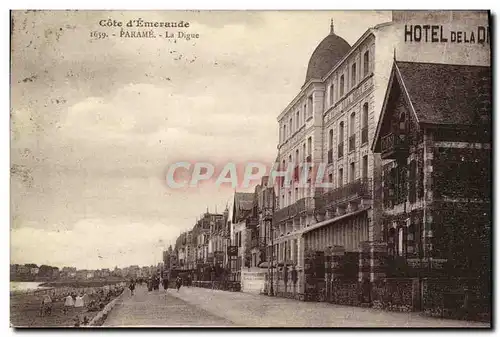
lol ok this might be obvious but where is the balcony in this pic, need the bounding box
[273,197,309,224]
[327,149,333,164]
[361,127,368,144]
[320,178,372,210]
[338,142,344,158]
[349,134,356,152]
[381,132,409,160]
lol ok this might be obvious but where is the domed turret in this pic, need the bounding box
[304,20,351,85]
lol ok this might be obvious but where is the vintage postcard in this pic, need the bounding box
[10,10,491,328]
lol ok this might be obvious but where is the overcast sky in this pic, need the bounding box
[10,10,392,269]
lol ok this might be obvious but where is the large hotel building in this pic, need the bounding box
[270,10,490,309]
[165,10,491,319]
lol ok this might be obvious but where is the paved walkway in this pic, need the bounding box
[167,287,490,328]
[103,285,236,327]
[103,285,489,327]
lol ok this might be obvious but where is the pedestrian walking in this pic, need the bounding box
[162,277,169,291]
[147,277,153,292]
[176,276,182,292]
[129,279,136,296]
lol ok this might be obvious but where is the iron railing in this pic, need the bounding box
[273,197,310,223]
[321,178,372,209]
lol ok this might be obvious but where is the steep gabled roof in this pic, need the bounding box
[396,61,491,126]
[231,192,255,224]
[372,60,491,152]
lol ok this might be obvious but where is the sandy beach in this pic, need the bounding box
[10,282,125,327]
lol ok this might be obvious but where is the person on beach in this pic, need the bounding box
[39,294,52,317]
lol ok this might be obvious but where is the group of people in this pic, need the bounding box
[128,275,185,295]
[38,284,125,327]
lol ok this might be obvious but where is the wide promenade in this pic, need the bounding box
[104,284,489,328]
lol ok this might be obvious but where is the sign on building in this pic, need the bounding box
[227,246,238,257]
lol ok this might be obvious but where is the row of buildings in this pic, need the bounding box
[163,208,232,281]
[10,263,162,281]
[166,11,491,319]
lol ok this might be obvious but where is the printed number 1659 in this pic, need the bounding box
[90,31,108,39]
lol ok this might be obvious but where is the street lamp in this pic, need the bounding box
[264,207,274,296]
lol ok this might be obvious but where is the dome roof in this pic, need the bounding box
[304,27,351,85]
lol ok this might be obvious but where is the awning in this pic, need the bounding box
[302,207,370,235]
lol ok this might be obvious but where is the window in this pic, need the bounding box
[349,112,356,151]
[328,129,334,149]
[339,122,344,142]
[295,149,299,164]
[340,75,345,96]
[350,162,355,182]
[363,50,370,77]
[281,160,286,187]
[398,227,405,256]
[399,112,406,133]
[303,104,307,123]
[338,168,344,187]
[338,122,344,158]
[362,155,368,178]
[307,95,313,118]
[363,103,368,128]
[351,63,357,88]
[409,160,417,203]
[329,84,334,106]
[350,112,356,136]
[302,143,306,161]
[307,137,312,157]
[362,103,369,144]
[396,165,407,204]
[290,118,293,134]
[296,111,300,128]
[283,125,287,141]
[328,173,333,183]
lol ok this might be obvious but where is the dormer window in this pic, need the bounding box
[351,63,357,88]
[364,50,370,77]
[307,95,313,118]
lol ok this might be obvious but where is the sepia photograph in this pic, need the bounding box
[9,9,492,328]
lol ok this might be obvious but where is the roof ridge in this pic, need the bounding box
[396,60,490,68]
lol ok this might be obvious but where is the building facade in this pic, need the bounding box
[269,10,490,315]
[372,59,491,316]
[272,20,397,300]
[230,192,255,281]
